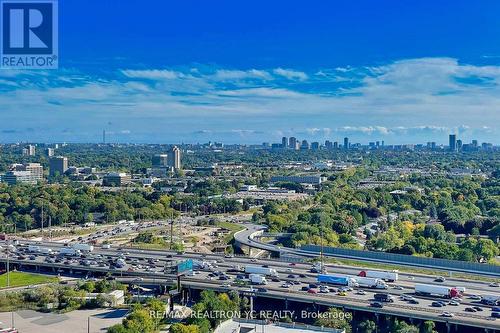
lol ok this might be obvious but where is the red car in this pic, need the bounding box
[307,288,318,294]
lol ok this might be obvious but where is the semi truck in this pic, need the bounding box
[482,295,500,306]
[249,274,268,285]
[245,265,278,277]
[71,243,94,252]
[317,274,358,287]
[414,284,462,298]
[354,277,388,289]
[59,247,81,256]
[358,270,398,282]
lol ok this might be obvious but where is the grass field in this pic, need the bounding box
[216,221,245,244]
[0,271,59,288]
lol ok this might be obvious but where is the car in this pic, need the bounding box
[441,312,454,318]
[409,299,420,304]
[469,295,482,300]
[449,301,459,306]
[434,276,446,283]
[222,282,231,288]
[289,262,296,266]
[492,306,500,312]
[329,287,338,293]
[286,268,294,273]
[472,306,484,312]
[371,302,383,308]
[301,286,310,291]
[337,291,347,296]
[492,312,500,318]
[465,307,477,313]
[299,274,307,278]
[432,302,444,307]
[319,286,329,293]
[288,274,297,279]
[392,285,404,290]
[257,288,268,293]
[307,288,318,294]
[309,283,319,289]
[251,259,258,262]
[356,290,367,295]
[281,283,291,288]
[271,278,281,282]
[489,282,500,287]
[262,265,269,268]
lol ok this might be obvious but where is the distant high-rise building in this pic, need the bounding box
[289,137,298,150]
[472,140,478,147]
[456,139,463,151]
[8,163,43,183]
[311,142,320,150]
[167,146,181,170]
[325,140,333,149]
[281,137,288,148]
[343,137,349,150]
[300,140,310,150]
[152,154,168,167]
[23,145,35,156]
[449,134,457,151]
[46,148,55,157]
[49,156,68,177]
[333,141,339,149]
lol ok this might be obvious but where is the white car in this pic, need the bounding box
[441,312,454,318]
[356,290,366,295]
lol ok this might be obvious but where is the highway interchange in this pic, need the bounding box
[1,220,500,331]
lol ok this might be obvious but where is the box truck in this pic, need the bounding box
[59,247,81,256]
[354,277,388,289]
[249,274,268,285]
[317,274,358,287]
[358,270,398,282]
[415,284,461,298]
[71,243,94,252]
[245,265,278,277]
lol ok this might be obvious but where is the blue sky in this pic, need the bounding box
[1,0,500,144]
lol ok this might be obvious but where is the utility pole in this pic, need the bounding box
[41,202,44,239]
[49,216,52,241]
[320,227,325,274]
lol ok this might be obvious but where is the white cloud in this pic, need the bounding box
[273,68,308,81]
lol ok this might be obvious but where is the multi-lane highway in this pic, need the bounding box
[1,239,500,331]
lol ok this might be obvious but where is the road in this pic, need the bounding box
[1,240,499,330]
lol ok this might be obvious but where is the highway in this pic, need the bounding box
[1,240,499,331]
[234,224,500,277]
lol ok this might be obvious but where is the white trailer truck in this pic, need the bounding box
[245,265,278,277]
[354,277,388,289]
[358,270,398,282]
[415,284,462,298]
[249,274,268,285]
[71,243,94,252]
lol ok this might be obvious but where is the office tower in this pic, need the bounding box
[23,145,35,156]
[46,148,54,157]
[289,137,298,150]
[7,163,44,184]
[472,140,478,147]
[281,137,288,148]
[449,134,457,151]
[333,141,338,149]
[152,154,168,167]
[376,141,380,148]
[456,139,463,151]
[103,172,131,187]
[300,140,310,150]
[344,137,349,150]
[325,140,333,149]
[49,156,68,177]
[311,142,320,150]
[167,146,181,170]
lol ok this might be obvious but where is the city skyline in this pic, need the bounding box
[1,1,500,144]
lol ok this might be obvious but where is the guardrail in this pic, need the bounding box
[300,244,500,276]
